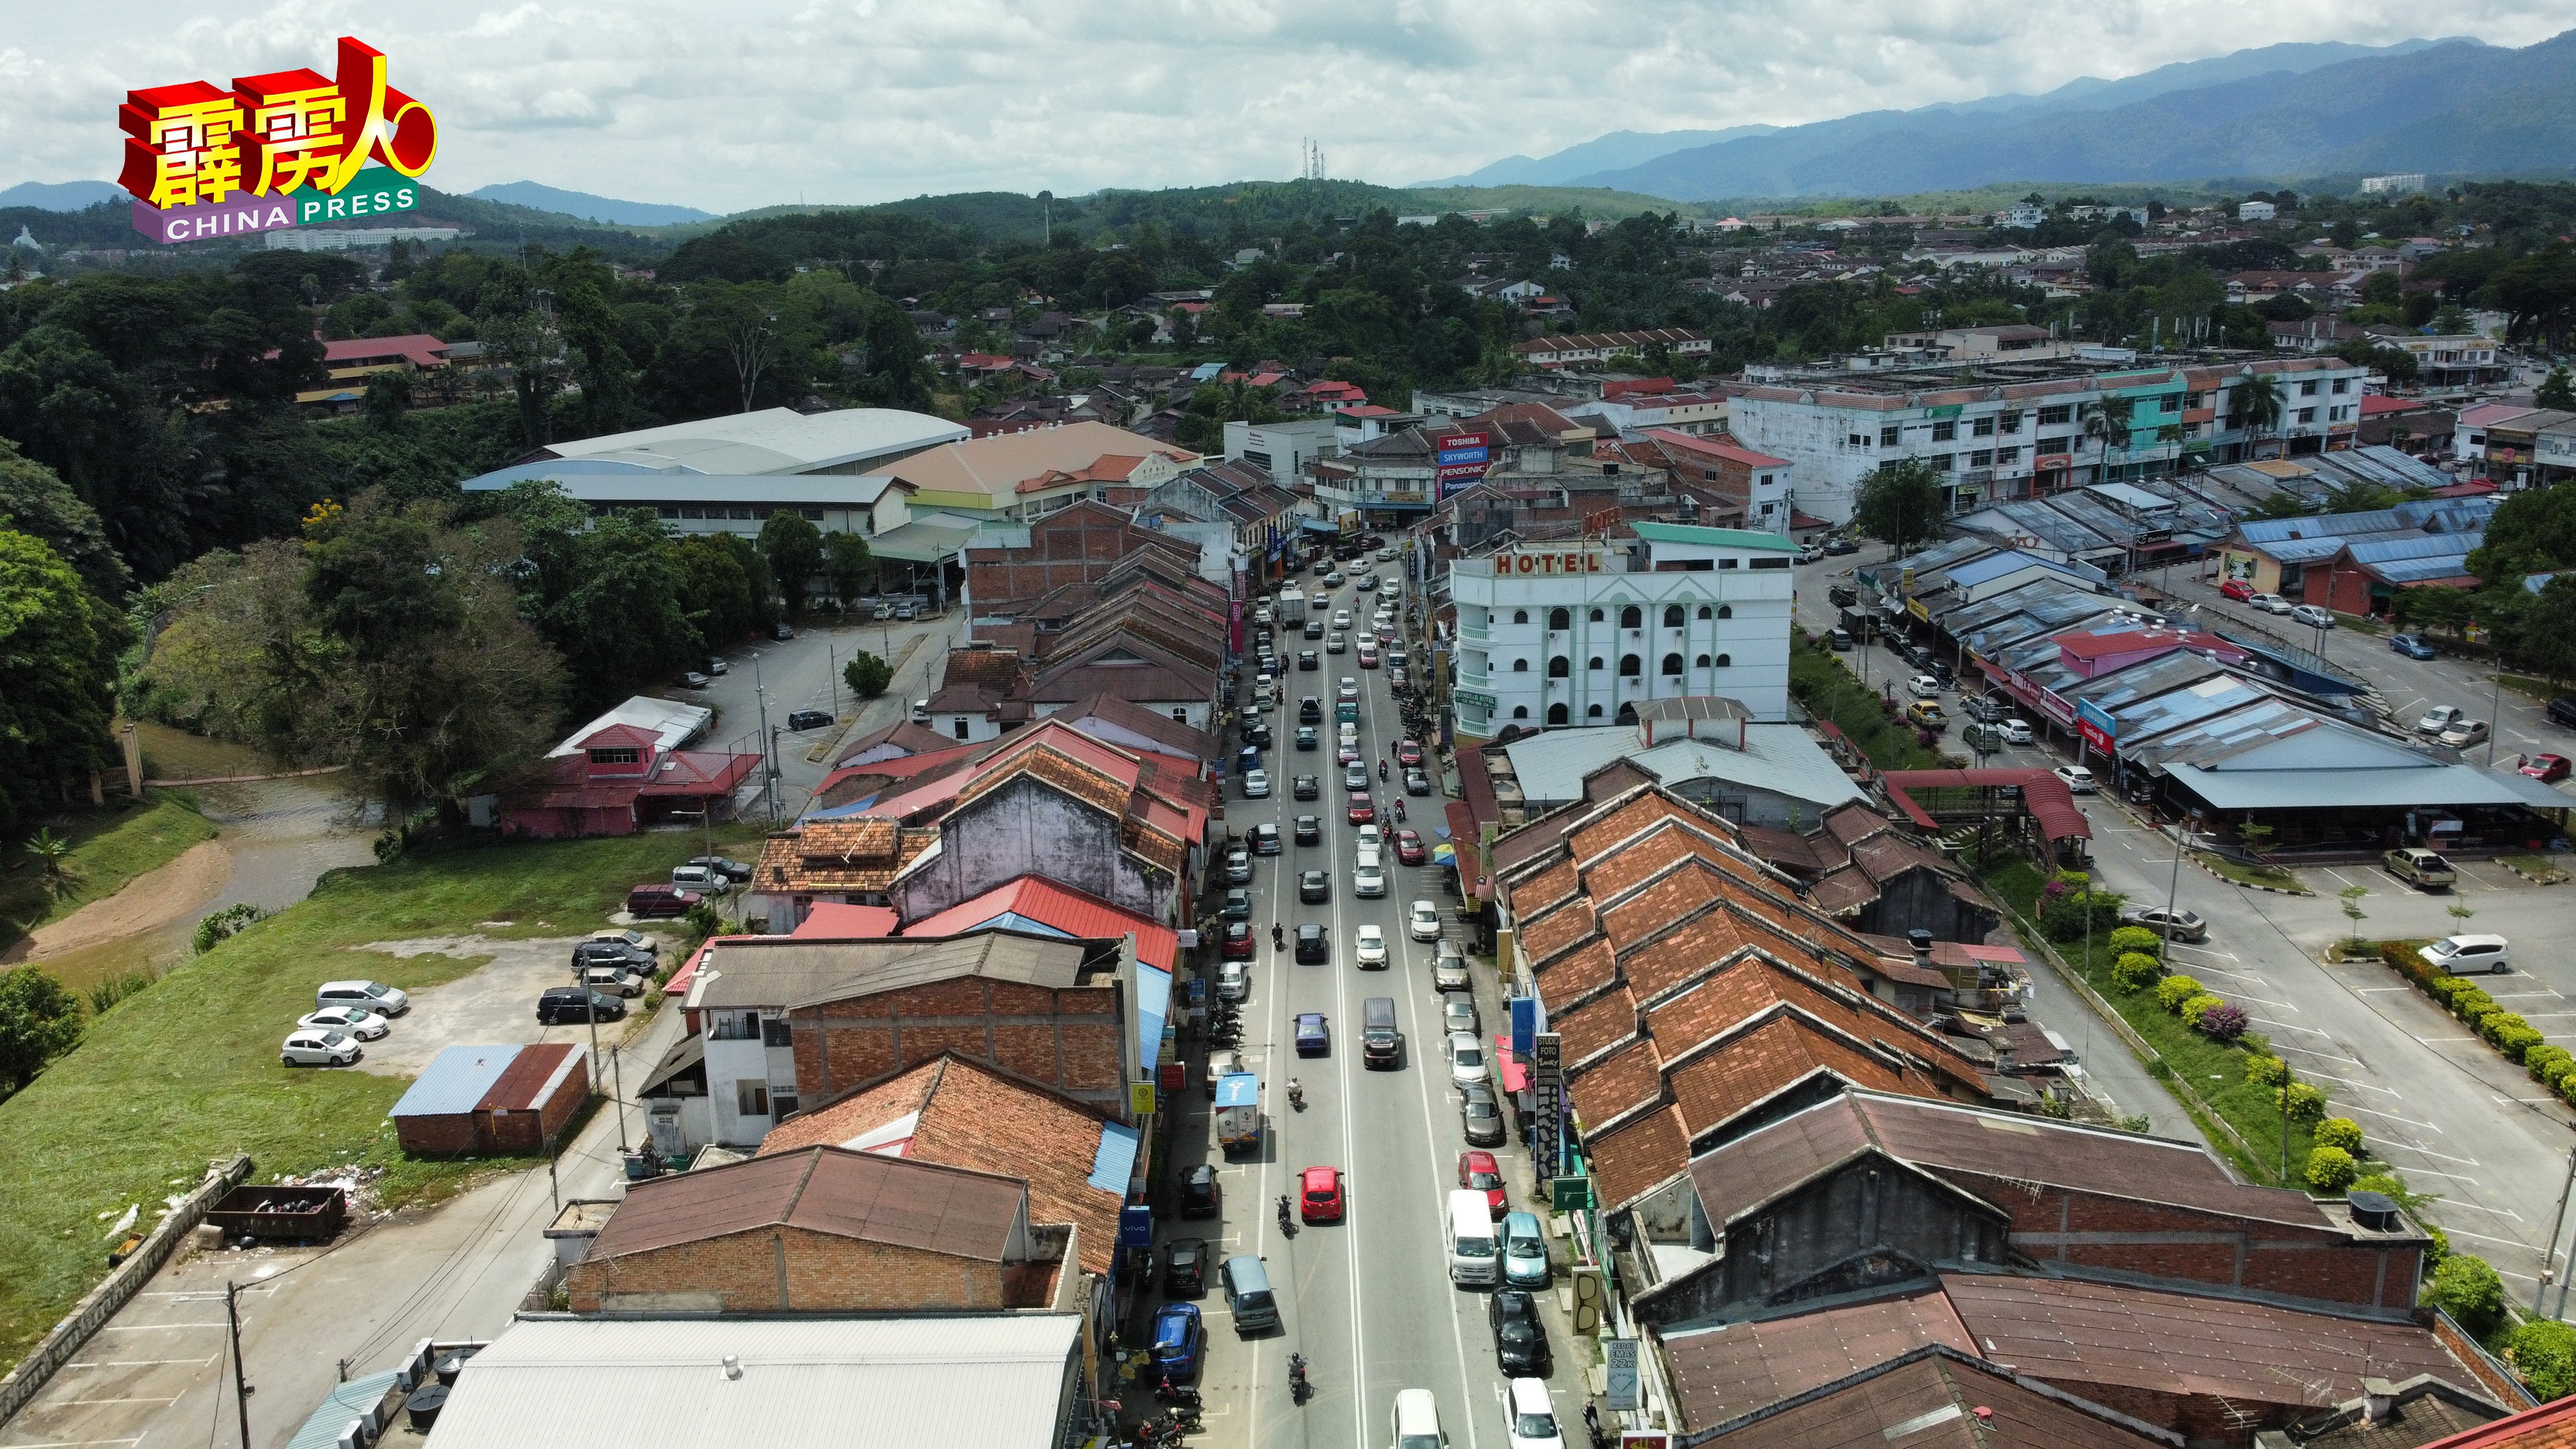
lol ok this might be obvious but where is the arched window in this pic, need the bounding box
[1660,653,1684,676]
[1616,701,1638,725]
[1513,609,1530,624]
[1716,605,1733,620]
[1587,656,1604,672]
[1696,605,1712,620]
[1587,608,1604,623]
[1714,653,1731,668]
[1511,658,1530,672]
[1694,653,1711,668]
[1513,705,1531,719]
[1548,656,1571,678]
[1587,704,1605,719]
[1620,605,1642,629]
[1619,654,1642,677]
[1663,605,1685,628]
[1548,607,1570,630]
[1548,703,1569,725]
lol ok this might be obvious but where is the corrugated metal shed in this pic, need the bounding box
[390,1046,521,1119]
[479,1042,582,1113]
[1089,1122,1140,1193]
[2168,761,2576,811]
[283,1368,402,1449]
[422,1316,1079,1449]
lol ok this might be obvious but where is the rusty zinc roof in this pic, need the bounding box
[584,1145,1025,1263]
[1660,1286,1976,1430]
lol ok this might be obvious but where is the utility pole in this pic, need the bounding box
[225,1281,253,1449]
[2540,1146,2576,1313]
[2161,810,2189,966]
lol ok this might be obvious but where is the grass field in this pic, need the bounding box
[0,827,757,1369]
[0,793,218,950]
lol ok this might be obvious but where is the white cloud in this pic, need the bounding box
[3,0,2568,211]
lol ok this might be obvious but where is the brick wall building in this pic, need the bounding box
[787,965,1130,1111]
[963,501,1202,613]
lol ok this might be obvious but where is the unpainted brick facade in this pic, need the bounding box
[892,773,1177,923]
[568,1224,1014,1312]
[966,506,1194,612]
[788,974,1130,1117]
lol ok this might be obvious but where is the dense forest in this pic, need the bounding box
[9,175,2576,833]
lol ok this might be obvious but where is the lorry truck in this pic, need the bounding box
[1215,1071,1262,1155]
[1276,589,1308,627]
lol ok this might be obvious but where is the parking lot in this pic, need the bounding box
[345,933,663,1076]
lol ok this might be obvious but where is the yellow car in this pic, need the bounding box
[1907,700,1949,731]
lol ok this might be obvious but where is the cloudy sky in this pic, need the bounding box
[5,0,2569,212]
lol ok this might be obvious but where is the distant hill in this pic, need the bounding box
[1412,127,1779,189]
[1571,34,2562,201]
[0,180,126,211]
[467,182,715,226]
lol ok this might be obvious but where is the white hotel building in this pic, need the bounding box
[1448,522,1795,742]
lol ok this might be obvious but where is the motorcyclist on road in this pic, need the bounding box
[1379,757,1389,782]
[1271,923,1285,951]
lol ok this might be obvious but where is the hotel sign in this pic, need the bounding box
[1498,550,1605,575]
[118,35,439,244]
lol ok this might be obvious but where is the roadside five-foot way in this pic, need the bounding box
[1152,567,1577,1449]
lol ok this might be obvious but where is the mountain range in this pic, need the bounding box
[465,182,715,226]
[0,180,127,211]
[1414,34,2576,203]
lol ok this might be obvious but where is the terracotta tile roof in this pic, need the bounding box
[1660,1285,1976,1429]
[942,646,1025,691]
[1514,858,1587,917]
[586,1145,1026,1264]
[1584,1102,1693,1209]
[756,820,940,893]
[2416,1397,2576,1448]
[759,1053,1124,1274]
[1566,1038,1667,1129]
[1518,897,1599,967]
[1531,936,1618,1014]
[1683,1347,2169,1448]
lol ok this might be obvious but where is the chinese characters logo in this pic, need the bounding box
[118,36,437,211]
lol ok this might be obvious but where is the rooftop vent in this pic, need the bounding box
[2347,1189,2402,1232]
[722,1354,744,1381]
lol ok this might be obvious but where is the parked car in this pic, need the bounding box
[315,980,410,1017]
[2523,753,2571,782]
[2423,933,2512,976]
[1906,700,1948,731]
[1823,537,1859,556]
[280,1028,361,1067]
[2219,579,2257,602]
[1204,1050,1242,1095]
[1295,1012,1330,1056]
[2249,592,2295,614]
[2117,905,2208,942]
[2552,696,2576,730]
[573,940,654,974]
[1295,922,1329,964]
[296,1007,388,1040]
[1356,923,1388,967]
[1442,997,1478,1038]
[1216,960,1251,1002]
[2439,719,2490,748]
[626,884,701,918]
[1164,1236,1209,1294]
[1300,869,1332,904]
[1224,846,1254,884]
[1409,900,1443,942]
[589,928,658,958]
[1797,544,1824,564]
[1504,1377,1565,1449]
[688,855,754,882]
[674,670,711,689]
[2384,847,2456,890]
[2288,603,2335,629]
[2417,705,2465,735]
[670,863,733,893]
[1458,1149,1506,1216]
[1242,768,1271,799]
[1220,887,1253,921]
[1460,1083,1506,1146]
[536,987,625,1024]
[1999,719,2034,746]
[1396,738,1424,766]
[1448,1032,1488,1090]
[1908,673,1944,698]
[1249,821,1282,855]
[580,965,650,996]
[1221,921,1255,959]
[1488,1289,1551,1376]
[1298,1164,1346,1222]
[1394,828,1426,865]
[2053,764,2097,794]
[1502,1213,1551,1291]
[1150,1301,1206,1379]
[2389,633,2438,660]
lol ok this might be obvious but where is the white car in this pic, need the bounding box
[589,928,658,958]
[1908,674,1944,698]
[281,1028,361,1067]
[1357,823,1384,853]
[1216,960,1250,1003]
[1356,923,1388,967]
[314,979,409,1017]
[297,1006,390,1041]
[2416,705,2465,735]
[2289,603,2334,629]
[2249,592,2295,614]
[2054,764,2098,794]
[2422,933,2512,976]
[1354,864,1387,897]
[1333,610,1354,629]
[1408,899,1443,942]
[1447,1031,1487,1090]
[2000,719,2034,746]
[1505,1378,1566,1449]
[1243,768,1271,798]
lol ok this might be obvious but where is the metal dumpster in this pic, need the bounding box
[204,1184,348,1242]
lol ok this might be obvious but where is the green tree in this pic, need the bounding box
[2338,884,2371,951]
[2425,1253,2505,1337]
[674,533,759,646]
[757,509,826,612]
[493,482,703,710]
[363,369,413,431]
[2082,395,2135,483]
[2228,373,2287,456]
[822,531,875,607]
[2467,487,2576,582]
[22,828,75,896]
[0,438,130,601]
[1853,459,1946,555]
[0,967,82,1095]
[2539,366,2576,412]
[0,529,117,835]
[844,651,893,698]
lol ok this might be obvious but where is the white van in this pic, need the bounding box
[1448,1188,1499,1286]
[1392,1387,1446,1449]
[1338,721,1359,748]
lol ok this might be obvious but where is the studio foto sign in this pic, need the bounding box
[118,35,438,245]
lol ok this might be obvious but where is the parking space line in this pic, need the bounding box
[62,1358,216,1369]
[2334,1102,2446,1133]
[2295,1071,2401,1097]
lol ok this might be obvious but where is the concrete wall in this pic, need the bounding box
[789,976,1130,1115]
[894,775,1175,923]
[567,1224,1014,1313]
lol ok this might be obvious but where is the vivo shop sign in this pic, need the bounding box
[117,35,439,245]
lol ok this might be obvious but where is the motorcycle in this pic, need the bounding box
[1287,1352,1311,1404]
[1154,1377,1202,1412]
[1287,1077,1305,1111]
[1157,1406,1204,1435]
[1271,924,1286,953]
[1276,1193,1297,1237]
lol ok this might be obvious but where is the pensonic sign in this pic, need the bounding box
[118,36,438,245]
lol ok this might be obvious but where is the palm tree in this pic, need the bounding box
[23,828,74,897]
[2230,372,2287,460]
[2082,396,2134,484]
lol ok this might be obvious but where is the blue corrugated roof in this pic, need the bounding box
[1137,965,1171,1070]
[285,1368,404,1449]
[1089,1122,1141,1193]
[390,1045,521,1118]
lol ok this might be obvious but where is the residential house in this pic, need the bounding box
[495,722,761,839]
[961,500,1206,615]
[1511,329,1712,368]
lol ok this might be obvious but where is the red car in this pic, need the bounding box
[1338,743,1362,766]
[1221,920,1255,958]
[2524,753,2572,783]
[1345,791,1375,824]
[1394,828,1426,865]
[1396,738,1424,767]
[1300,1164,1345,1223]
[1388,667,1410,690]
[2219,580,2256,602]
[1458,1150,1506,1217]
[1357,644,1379,669]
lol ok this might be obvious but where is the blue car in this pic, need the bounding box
[1295,1012,1329,1056]
[2390,633,2438,660]
[1502,1210,1552,1289]
[1151,1301,1205,1379]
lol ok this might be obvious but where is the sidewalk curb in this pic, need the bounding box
[2502,858,2569,886]
[2190,852,2311,896]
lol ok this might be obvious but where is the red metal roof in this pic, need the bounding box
[475,1041,582,1113]
[2049,627,2231,661]
[577,723,661,750]
[902,875,1179,970]
[1645,428,1790,469]
[792,903,900,938]
[1879,770,2090,842]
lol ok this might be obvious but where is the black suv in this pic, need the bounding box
[1489,1289,1551,1376]
[1294,922,1329,964]
[536,987,625,1024]
[786,709,833,732]
[1300,697,1323,724]
[2552,696,2576,730]
[1181,1164,1220,1218]
[571,940,653,972]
